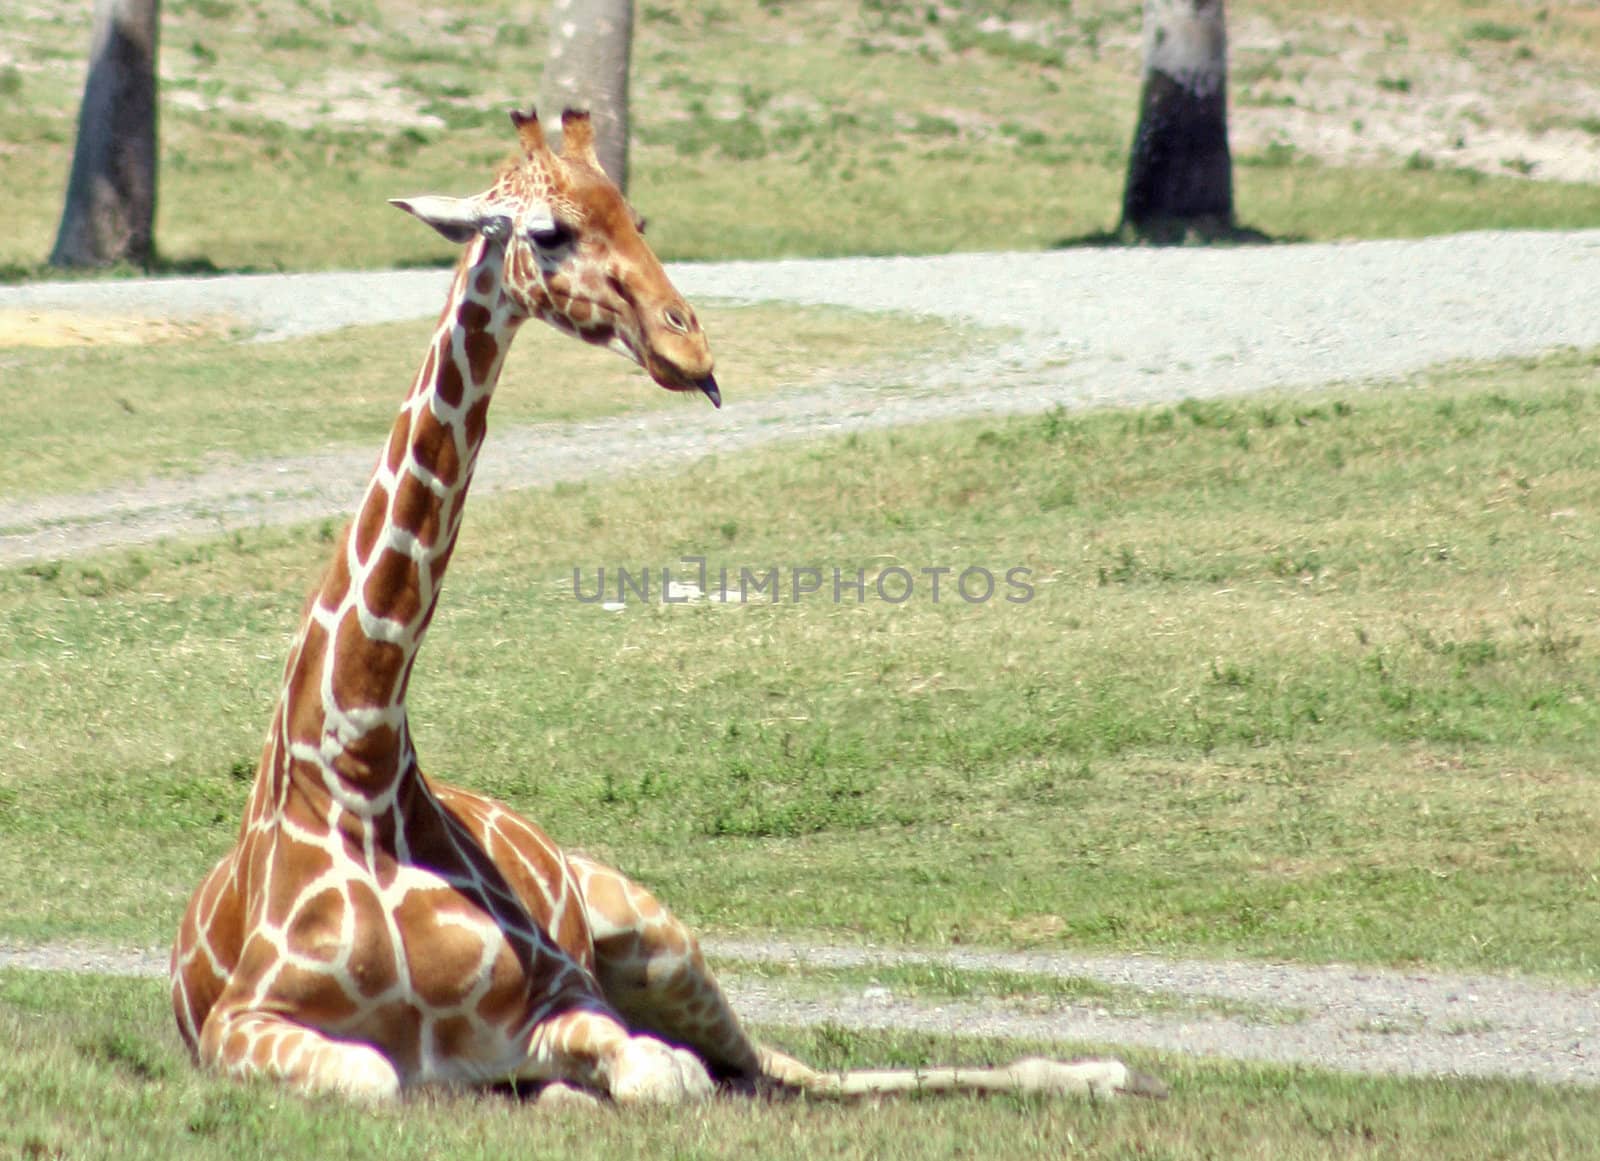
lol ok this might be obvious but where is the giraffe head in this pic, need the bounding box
[391,107,720,407]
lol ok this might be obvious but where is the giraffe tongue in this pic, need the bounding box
[695,374,722,409]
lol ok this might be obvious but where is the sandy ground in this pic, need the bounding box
[0,309,232,347]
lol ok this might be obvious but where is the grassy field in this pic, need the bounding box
[4,0,1599,1151]
[3,970,1597,1161]
[5,315,1599,1155]
[4,347,1596,976]
[2,0,1600,274]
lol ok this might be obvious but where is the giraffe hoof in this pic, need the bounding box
[610,1036,714,1105]
[1118,1067,1171,1099]
[306,1041,403,1102]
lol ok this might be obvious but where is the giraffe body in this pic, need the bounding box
[171,108,1164,1105]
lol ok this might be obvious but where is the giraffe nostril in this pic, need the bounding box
[662,307,691,334]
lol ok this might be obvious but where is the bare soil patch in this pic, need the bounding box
[0,310,233,348]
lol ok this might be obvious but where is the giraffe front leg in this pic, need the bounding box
[521,1004,714,1104]
[198,1006,402,1101]
[567,854,771,1085]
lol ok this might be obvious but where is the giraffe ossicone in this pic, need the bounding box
[169,105,1164,1105]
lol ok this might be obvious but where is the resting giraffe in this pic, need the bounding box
[170,107,1167,1105]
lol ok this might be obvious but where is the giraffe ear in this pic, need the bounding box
[390,196,506,245]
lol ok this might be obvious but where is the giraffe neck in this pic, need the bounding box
[275,238,519,803]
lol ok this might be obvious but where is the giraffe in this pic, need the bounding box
[170,107,1167,1106]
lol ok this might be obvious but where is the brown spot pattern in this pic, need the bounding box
[464,330,499,385]
[391,470,441,549]
[409,407,460,489]
[414,345,439,402]
[334,723,400,779]
[463,396,492,451]
[364,1001,422,1077]
[316,532,353,613]
[362,548,422,629]
[352,489,388,566]
[384,415,410,477]
[331,609,405,713]
[282,885,347,962]
[276,961,360,1025]
[270,802,333,868]
[433,1015,479,1062]
[394,889,493,1009]
[437,358,465,409]
[347,895,402,999]
[285,622,330,746]
[249,1034,274,1071]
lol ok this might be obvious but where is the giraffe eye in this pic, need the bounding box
[528,222,573,250]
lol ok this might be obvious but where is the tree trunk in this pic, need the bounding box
[540,0,633,191]
[1119,0,1233,243]
[51,0,161,269]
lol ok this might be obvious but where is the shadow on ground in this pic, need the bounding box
[1055,220,1287,248]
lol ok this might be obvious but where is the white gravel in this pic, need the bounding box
[2,937,1594,1087]
[707,939,1599,1089]
[4,229,1599,564]
[3,232,1598,1086]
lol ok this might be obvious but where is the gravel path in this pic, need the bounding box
[5,229,1599,564]
[2,937,1594,1087]
[4,232,1598,1086]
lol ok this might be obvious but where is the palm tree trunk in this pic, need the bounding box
[1119,0,1233,243]
[51,0,161,268]
[540,0,633,191]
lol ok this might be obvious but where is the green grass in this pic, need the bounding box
[0,302,970,502]
[3,970,1596,1161]
[3,348,1597,977]
[4,0,1600,275]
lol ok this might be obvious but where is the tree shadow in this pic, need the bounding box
[1,253,245,284]
[152,254,227,276]
[1054,220,1297,249]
